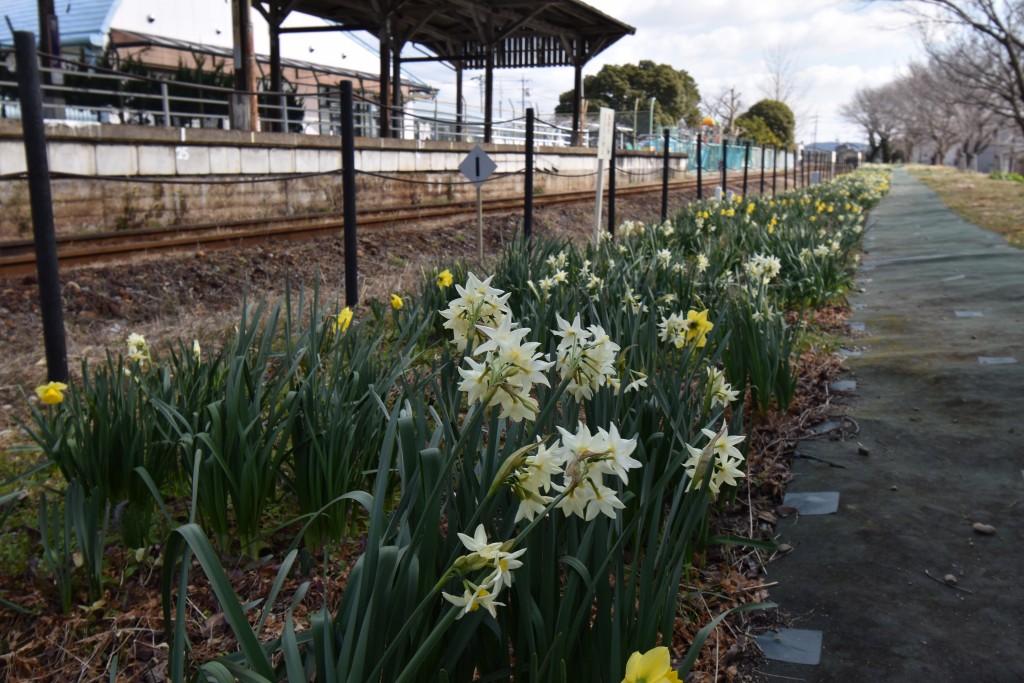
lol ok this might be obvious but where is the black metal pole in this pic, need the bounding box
[524,107,534,243]
[341,80,359,307]
[772,146,777,195]
[784,148,788,191]
[608,131,616,237]
[721,135,727,197]
[742,141,750,198]
[661,128,669,223]
[696,132,703,200]
[760,144,765,195]
[15,31,67,382]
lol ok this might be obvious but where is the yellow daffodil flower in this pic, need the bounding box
[684,309,713,348]
[621,646,681,683]
[336,306,353,332]
[437,268,454,290]
[390,294,404,310]
[35,381,68,405]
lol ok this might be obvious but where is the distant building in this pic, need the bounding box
[0,0,432,135]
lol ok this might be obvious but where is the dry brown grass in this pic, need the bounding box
[906,164,1024,248]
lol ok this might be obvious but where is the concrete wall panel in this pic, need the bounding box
[175,146,211,175]
[0,141,26,175]
[209,147,242,174]
[95,144,139,176]
[48,142,96,175]
[295,148,319,173]
[240,148,270,174]
[137,146,176,175]
[269,148,295,174]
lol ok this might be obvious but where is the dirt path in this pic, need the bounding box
[761,169,1024,680]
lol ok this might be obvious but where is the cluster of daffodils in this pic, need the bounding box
[443,524,524,619]
[499,422,640,523]
[446,273,638,421]
[743,253,782,285]
[657,309,714,349]
[622,285,648,315]
[707,366,739,408]
[457,315,552,422]
[617,219,643,240]
[553,314,619,400]
[528,250,578,298]
[682,424,746,497]
[440,272,511,352]
[126,333,150,363]
[445,274,552,422]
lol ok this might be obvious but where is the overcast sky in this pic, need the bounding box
[114,0,929,144]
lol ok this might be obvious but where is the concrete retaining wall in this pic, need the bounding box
[0,120,685,237]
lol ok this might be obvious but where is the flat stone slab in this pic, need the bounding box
[808,420,842,434]
[757,629,823,665]
[954,311,984,318]
[848,322,866,332]
[830,380,857,392]
[782,491,840,515]
[978,356,1018,365]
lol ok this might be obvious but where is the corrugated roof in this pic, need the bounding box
[0,0,124,48]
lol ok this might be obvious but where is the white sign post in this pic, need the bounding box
[459,145,497,261]
[594,107,614,246]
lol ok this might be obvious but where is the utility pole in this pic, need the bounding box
[520,75,530,114]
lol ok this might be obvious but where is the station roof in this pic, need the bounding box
[279,0,635,69]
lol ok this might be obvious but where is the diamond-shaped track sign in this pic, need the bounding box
[459,145,497,188]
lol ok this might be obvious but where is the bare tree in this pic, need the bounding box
[898,61,960,162]
[842,54,1002,165]
[760,45,811,138]
[706,86,743,138]
[840,82,904,161]
[759,46,806,105]
[881,0,1024,138]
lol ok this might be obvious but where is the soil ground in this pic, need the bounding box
[0,190,697,430]
[760,169,1024,681]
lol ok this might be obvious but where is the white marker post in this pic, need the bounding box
[459,145,497,261]
[594,107,614,247]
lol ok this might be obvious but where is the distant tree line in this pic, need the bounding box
[842,0,1023,167]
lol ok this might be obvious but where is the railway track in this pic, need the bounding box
[0,174,777,278]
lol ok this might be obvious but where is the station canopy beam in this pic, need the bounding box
[249,0,634,142]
